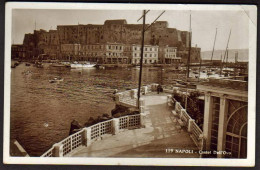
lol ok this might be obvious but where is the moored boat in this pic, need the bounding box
[49,77,64,83]
[70,62,96,69]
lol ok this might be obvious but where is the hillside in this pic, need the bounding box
[201,49,249,62]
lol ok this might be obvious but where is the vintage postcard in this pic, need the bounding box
[4,2,257,166]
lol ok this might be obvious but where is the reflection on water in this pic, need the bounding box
[11,64,184,156]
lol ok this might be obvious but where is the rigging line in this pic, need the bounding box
[145,11,166,31]
[137,10,150,22]
[210,28,218,62]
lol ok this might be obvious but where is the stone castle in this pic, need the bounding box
[12,20,201,64]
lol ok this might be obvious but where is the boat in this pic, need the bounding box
[25,63,31,66]
[49,77,64,83]
[51,63,66,67]
[70,62,96,69]
[35,62,44,68]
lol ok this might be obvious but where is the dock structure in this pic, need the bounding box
[41,78,248,159]
[41,84,202,158]
[70,93,199,158]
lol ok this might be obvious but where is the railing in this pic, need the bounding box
[41,114,142,157]
[61,130,82,156]
[172,99,204,150]
[117,90,138,107]
[190,120,203,148]
[181,109,192,126]
[175,102,182,116]
[41,146,54,157]
[119,114,141,130]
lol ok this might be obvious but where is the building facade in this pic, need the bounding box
[11,44,27,59]
[130,44,159,64]
[197,78,248,158]
[159,46,181,64]
[17,19,201,63]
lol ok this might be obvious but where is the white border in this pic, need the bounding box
[4,2,257,166]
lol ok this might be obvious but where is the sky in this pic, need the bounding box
[12,9,249,52]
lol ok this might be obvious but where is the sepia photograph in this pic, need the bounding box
[4,2,257,166]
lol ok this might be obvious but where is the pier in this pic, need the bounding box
[70,93,199,157]
[41,84,203,158]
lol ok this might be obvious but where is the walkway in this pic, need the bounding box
[70,93,199,158]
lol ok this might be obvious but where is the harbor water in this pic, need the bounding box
[10,63,186,156]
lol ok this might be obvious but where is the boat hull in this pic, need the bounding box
[70,64,96,68]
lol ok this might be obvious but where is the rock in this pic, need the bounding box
[84,117,96,127]
[69,119,82,135]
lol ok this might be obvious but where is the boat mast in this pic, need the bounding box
[220,29,231,76]
[210,28,218,62]
[186,13,192,80]
[185,12,192,110]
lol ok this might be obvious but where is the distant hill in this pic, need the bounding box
[201,49,249,62]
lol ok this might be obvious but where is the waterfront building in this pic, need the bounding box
[197,78,248,158]
[11,44,27,59]
[131,44,159,64]
[104,43,126,64]
[20,19,201,62]
[177,46,201,64]
[158,46,181,64]
[60,44,81,61]
[82,43,105,62]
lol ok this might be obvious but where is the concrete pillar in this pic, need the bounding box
[139,106,145,113]
[115,94,120,104]
[53,143,63,157]
[180,109,185,119]
[82,127,92,146]
[147,85,151,92]
[140,113,146,128]
[199,134,205,158]
[142,86,148,95]
[217,95,229,158]
[130,89,135,99]
[112,118,119,135]
[167,95,172,104]
[132,89,138,98]
[139,98,145,106]
[203,93,213,150]
[188,119,195,132]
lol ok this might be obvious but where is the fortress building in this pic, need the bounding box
[13,20,201,63]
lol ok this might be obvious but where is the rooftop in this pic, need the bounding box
[199,77,248,91]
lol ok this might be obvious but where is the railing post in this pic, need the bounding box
[142,86,148,95]
[115,94,120,105]
[112,118,119,135]
[139,98,145,113]
[140,113,146,128]
[130,89,135,99]
[188,119,195,132]
[53,143,63,157]
[167,95,172,106]
[82,127,91,146]
[180,109,185,119]
[199,134,205,158]
[175,102,179,112]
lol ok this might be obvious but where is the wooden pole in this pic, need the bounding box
[137,10,146,107]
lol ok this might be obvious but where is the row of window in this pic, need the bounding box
[134,53,158,58]
[133,47,158,52]
[165,54,177,58]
